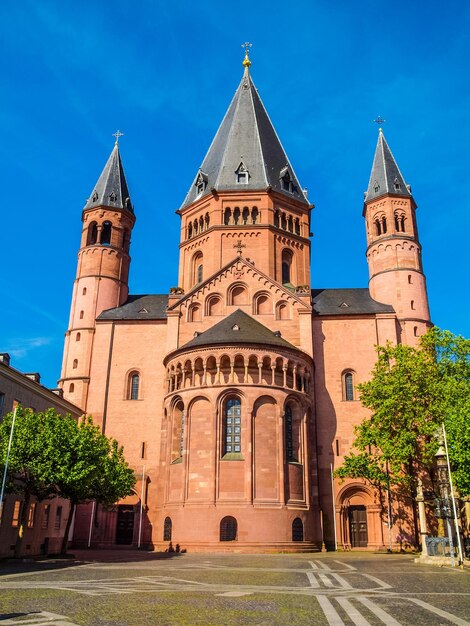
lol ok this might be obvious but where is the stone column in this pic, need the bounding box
[416,479,428,556]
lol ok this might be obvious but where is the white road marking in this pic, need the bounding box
[307,572,320,588]
[316,560,333,571]
[334,560,357,571]
[317,595,345,625]
[319,573,335,587]
[408,597,470,626]
[336,597,372,625]
[0,612,80,625]
[356,596,402,625]
[216,591,253,597]
[361,573,392,589]
[308,560,319,570]
[331,573,353,589]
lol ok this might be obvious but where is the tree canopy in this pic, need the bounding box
[335,327,470,541]
[0,408,135,555]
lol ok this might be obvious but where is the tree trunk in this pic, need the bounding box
[61,500,76,555]
[14,493,31,559]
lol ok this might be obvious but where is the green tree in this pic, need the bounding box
[335,328,470,545]
[0,408,135,556]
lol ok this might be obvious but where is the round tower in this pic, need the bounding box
[364,129,431,345]
[59,138,135,409]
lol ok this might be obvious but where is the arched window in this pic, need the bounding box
[285,404,294,462]
[254,292,271,315]
[223,397,241,455]
[292,518,304,542]
[276,301,291,320]
[281,213,287,230]
[82,287,87,295]
[282,249,293,285]
[188,222,193,239]
[224,208,231,225]
[220,516,237,541]
[192,252,203,285]
[163,517,172,541]
[233,207,240,225]
[375,219,381,236]
[274,211,280,228]
[69,383,75,393]
[251,207,259,224]
[72,359,78,369]
[128,372,140,400]
[87,222,98,245]
[344,372,354,401]
[242,207,249,224]
[205,213,210,229]
[76,332,81,342]
[228,284,248,306]
[100,221,112,245]
[172,401,185,461]
[188,303,202,322]
[79,310,84,319]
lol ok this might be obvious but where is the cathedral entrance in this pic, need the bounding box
[348,505,368,547]
[115,505,135,545]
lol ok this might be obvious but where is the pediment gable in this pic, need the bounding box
[167,256,311,313]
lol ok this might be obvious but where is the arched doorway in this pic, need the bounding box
[337,484,374,549]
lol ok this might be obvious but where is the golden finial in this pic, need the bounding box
[242,42,252,68]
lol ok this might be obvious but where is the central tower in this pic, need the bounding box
[177,51,312,294]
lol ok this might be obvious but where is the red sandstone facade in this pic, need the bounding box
[59,58,431,552]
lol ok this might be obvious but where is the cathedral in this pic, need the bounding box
[59,51,431,552]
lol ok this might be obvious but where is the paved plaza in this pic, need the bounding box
[0,551,469,625]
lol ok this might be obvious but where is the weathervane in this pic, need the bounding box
[373,116,386,132]
[113,130,124,145]
[241,42,252,67]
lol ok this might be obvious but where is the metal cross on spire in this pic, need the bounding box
[113,130,124,145]
[373,116,386,132]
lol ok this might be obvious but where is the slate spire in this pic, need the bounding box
[181,54,308,209]
[84,141,133,213]
[365,129,411,203]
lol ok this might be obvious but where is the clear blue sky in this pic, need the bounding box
[1,0,469,388]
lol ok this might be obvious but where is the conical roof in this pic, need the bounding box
[179,309,297,351]
[84,143,133,213]
[180,65,309,209]
[365,130,411,203]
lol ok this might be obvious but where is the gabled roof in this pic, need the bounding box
[84,143,134,213]
[365,130,411,203]
[180,64,309,209]
[311,288,394,316]
[167,256,311,313]
[179,309,297,351]
[98,295,168,320]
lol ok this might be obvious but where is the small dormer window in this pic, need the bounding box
[232,324,240,331]
[235,162,249,184]
[92,191,98,202]
[109,190,117,203]
[394,177,401,191]
[374,180,380,193]
[195,171,208,196]
[280,167,293,193]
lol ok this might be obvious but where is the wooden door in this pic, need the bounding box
[116,505,134,545]
[348,505,368,547]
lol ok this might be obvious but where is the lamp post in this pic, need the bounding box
[434,444,456,566]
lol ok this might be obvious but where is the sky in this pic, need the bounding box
[0,0,469,389]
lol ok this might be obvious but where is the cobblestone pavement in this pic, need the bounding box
[0,551,469,625]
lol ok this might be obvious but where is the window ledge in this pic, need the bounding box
[222,453,244,461]
[287,460,302,466]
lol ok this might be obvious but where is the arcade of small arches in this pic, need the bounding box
[223,206,259,226]
[162,515,305,543]
[186,213,210,240]
[274,209,301,237]
[165,351,312,395]
[186,288,294,321]
[86,219,131,252]
[373,211,407,237]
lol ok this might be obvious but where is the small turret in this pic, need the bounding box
[364,129,431,345]
[59,136,135,408]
